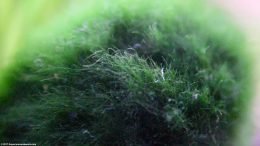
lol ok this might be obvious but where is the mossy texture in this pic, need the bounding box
[0,0,251,145]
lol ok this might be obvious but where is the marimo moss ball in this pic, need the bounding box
[0,0,251,145]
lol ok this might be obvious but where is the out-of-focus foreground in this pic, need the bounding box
[215,0,260,145]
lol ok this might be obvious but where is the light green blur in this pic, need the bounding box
[0,0,89,96]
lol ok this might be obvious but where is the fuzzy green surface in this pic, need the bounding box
[0,0,252,145]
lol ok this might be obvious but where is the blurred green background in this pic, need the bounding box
[0,0,82,96]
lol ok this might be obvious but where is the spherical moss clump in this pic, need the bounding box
[0,0,251,145]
